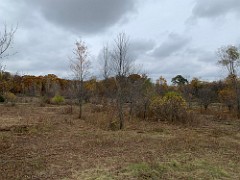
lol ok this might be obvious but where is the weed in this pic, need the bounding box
[52,95,65,104]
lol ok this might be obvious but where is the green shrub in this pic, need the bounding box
[52,95,65,104]
[4,92,17,102]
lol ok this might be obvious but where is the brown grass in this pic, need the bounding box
[0,102,240,179]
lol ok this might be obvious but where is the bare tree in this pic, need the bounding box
[100,45,111,80]
[98,45,112,104]
[0,24,17,59]
[218,45,240,116]
[198,87,215,110]
[70,40,91,119]
[111,32,134,129]
[0,24,17,95]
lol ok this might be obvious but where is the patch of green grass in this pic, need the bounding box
[70,168,115,180]
[121,162,167,179]
[120,159,230,179]
[72,160,228,180]
[187,160,230,179]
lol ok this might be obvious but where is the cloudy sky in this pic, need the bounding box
[0,0,240,82]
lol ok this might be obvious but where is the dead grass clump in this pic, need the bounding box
[64,118,74,125]
[11,125,30,134]
[0,134,12,152]
[91,104,105,113]
[84,136,116,148]
[4,102,16,107]
[38,102,46,107]
[62,105,73,114]
[182,110,201,127]
[84,105,118,130]
[41,96,51,105]
[0,156,47,180]
[108,120,119,131]
[26,122,54,135]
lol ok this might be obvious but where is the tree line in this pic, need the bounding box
[1,25,240,129]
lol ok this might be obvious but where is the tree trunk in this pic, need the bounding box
[79,98,82,119]
[78,80,83,119]
[118,100,124,129]
[143,102,147,120]
[116,78,124,130]
[129,101,133,121]
[233,77,240,118]
[117,87,124,129]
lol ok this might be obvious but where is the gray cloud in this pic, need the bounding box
[0,0,238,82]
[4,20,75,78]
[191,0,240,19]
[152,33,191,59]
[146,54,221,82]
[129,39,155,59]
[185,48,217,63]
[26,0,137,34]
[142,44,222,82]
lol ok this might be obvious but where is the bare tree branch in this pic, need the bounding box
[0,23,17,59]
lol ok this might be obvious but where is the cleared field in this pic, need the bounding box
[0,104,240,179]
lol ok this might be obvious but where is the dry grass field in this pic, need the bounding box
[0,103,240,179]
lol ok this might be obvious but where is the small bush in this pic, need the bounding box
[52,95,65,104]
[40,96,51,105]
[150,92,186,121]
[4,92,17,102]
[109,120,119,131]
[11,125,29,134]
[150,92,197,125]
[0,95,5,103]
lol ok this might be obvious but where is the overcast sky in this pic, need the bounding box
[0,0,240,82]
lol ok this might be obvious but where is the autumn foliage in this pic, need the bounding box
[150,92,187,122]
